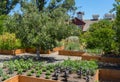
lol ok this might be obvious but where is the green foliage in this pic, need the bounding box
[45,70,51,75]
[1,74,10,81]
[65,36,80,51]
[0,15,7,34]
[86,49,103,55]
[0,0,19,15]
[30,69,35,73]
[17,69,23,74]
[114,3,120,53]
[5,0,80,54]
[59,58,98,75]
[36,72,41,77]
[82,20,118,54]
[0,68,3,77]
[37,70,42,74]
[65,42,80,51]
[45,75,50,79]
[42,67,47,72]
[27,72,32,76]
[0,33,22,50]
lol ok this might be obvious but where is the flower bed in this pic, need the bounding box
[0,58,98,82]
[59,50,86,56]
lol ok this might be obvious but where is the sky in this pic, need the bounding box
[11,0,115,19]
[75,0,115,19]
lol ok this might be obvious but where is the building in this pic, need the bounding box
[72,12,99,31]
[72,12,86,30]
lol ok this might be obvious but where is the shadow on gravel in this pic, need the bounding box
[0,54,63,63]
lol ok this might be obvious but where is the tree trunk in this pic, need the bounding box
[36,46,40,59]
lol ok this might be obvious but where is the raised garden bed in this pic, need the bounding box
[52,46,64,52]
[59,50,120,63]
[4,75,57,82]
[4,69,120,82]
[0,58,98,82]
[98,69,120,82]
[26,48,51,54]
[59,50,86,56]
[0,49,25,55]
[82,54,120,64]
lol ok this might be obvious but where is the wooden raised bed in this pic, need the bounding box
[0,49,25,55]
[4,75,58,82]
[52,46,64,52]
[59,50,86,56]
[82,54,120,64]
[4,69,120,82]
[26,48,51,54]
[98,69,120,82]
[4,72,98,82]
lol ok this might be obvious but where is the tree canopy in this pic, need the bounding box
[81,20,118,54]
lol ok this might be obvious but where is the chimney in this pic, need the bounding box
[92,14,99,20]
[77,12,84,20]
[104,13,114,20]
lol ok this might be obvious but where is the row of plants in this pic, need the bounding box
[0,58,98,81]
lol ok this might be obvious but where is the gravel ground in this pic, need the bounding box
[0,52,82,66]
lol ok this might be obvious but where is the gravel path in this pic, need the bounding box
[0,52,82,67]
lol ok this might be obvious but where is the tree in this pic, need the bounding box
[5,1,80,58]
[82,20,118,55]
[114,2,120,53]
[0,0,19,15]
[0,15,7,34]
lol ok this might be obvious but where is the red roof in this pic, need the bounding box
[72,17,85,25]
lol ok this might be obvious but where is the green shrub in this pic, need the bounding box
[0,32,21,50]
[65,42,80,51]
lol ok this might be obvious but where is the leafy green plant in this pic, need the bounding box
[35,67,39,71]
[37,70,42,74]
[42,67,46,72]
[45,75,50,79]
[46,70,51,75]
[0,68,3,77]
[30,69,35,73]
[1,74,10,81]
[27,72,32,76]
[50,69,54,72]
[17,69,23,74]
[36,72,41,77]
[8,65,14,74]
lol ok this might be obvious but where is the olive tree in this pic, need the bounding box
[5,1,81,58]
